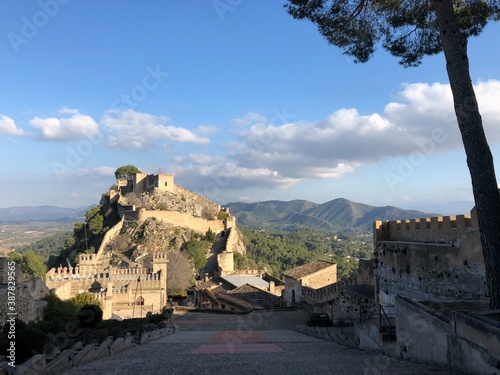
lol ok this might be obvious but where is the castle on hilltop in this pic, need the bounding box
[45,172,239,319]
[116,172,176,195]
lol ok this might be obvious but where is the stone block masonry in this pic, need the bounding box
[374,210,487,305]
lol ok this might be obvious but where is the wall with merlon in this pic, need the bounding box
[374,214,474,244]
[374,211,487,305]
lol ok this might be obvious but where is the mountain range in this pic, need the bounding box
[0,198,443,233]
[225,198,439,232]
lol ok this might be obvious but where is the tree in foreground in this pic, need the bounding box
[285,0,500,308]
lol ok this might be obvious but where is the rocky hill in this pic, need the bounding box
[225,198,437,233]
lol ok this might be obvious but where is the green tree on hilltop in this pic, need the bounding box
[285,0,500,308]
[114,165,142,179]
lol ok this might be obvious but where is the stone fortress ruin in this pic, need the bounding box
[45,172,239,319]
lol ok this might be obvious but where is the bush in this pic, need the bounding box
[204,228,216,242]
[122,318,148,332]
[71,292,102,309]
[43,294,78,323]
[95,319,124,339]
[15,327,50,364]
[77,304,103,328]
[217,211,228,220]
[1,317,27,335]
[148,313,165,325]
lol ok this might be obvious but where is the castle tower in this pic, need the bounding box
[153,251,168,308]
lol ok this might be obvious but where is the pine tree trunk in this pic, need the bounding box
[433,0,500,309]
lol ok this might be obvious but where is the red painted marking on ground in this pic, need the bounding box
[192,343,284,354]
[205,330,270,344]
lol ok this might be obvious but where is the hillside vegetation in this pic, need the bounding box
[239,227,372,279]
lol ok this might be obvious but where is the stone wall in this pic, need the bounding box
[373,214,475,244]
[0,275,49,326]
[283,277,302,306]
[94,216,124,263]
[217,252,234,275]
[374,213,487,305]
[301,264,337,289]
[137,209,226,234]
[394,296,500,374]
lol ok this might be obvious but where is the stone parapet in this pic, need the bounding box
[374,215,474,244]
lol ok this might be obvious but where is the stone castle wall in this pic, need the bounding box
[373,214,475,244]
[137,209,228,234]
[374,212,487,305]
[94,216,125,263]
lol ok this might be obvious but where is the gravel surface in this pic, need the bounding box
[62,310,464,375]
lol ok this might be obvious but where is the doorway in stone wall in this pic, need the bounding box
[136,296,144,305]
[292,289,296,305]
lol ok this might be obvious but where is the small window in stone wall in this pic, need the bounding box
[165,182,168,186]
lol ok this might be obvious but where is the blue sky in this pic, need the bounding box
[1,1,500,214]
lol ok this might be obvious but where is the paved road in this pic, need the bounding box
[63,310,463,375]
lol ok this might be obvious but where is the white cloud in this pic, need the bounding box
[230,80,500,180]
[231,112,267,127]
[196,124,220,135]
[30,109,99,141]
[102,109,210,149]
[68,192,80,198]
[169,154,299,195]
[55,166,115,180]
[0,115,24,135]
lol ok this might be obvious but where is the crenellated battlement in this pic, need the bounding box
[374,213,476,244]
[153,251,168,261]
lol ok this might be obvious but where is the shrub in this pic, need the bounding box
[77,304,103,328]
[15,327,50,364]
[148,313,165,325]
[122,317,148,332]
[95,319,124,339]
[1,317,27,335]
[43,294,78,323]
[204,228,216,242]
[217,211,228,220]
[71,292,102,309]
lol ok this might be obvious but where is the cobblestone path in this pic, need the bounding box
[62,310,464,375]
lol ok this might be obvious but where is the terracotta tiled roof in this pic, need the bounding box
[282,261,336,280]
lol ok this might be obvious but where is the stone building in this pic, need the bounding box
[45,251,168,319]
[301,259,377,323]
[282,260,337,306]
[117,172,175,195]
[0,257,49,327]
[194,274,282,312]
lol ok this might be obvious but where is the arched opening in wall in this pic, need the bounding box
[292,289,296,305]
[136,296,144,305]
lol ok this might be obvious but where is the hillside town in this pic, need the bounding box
[0,171,498,374]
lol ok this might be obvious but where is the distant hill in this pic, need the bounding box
[225,198,438,232]
[0,205,88,223]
